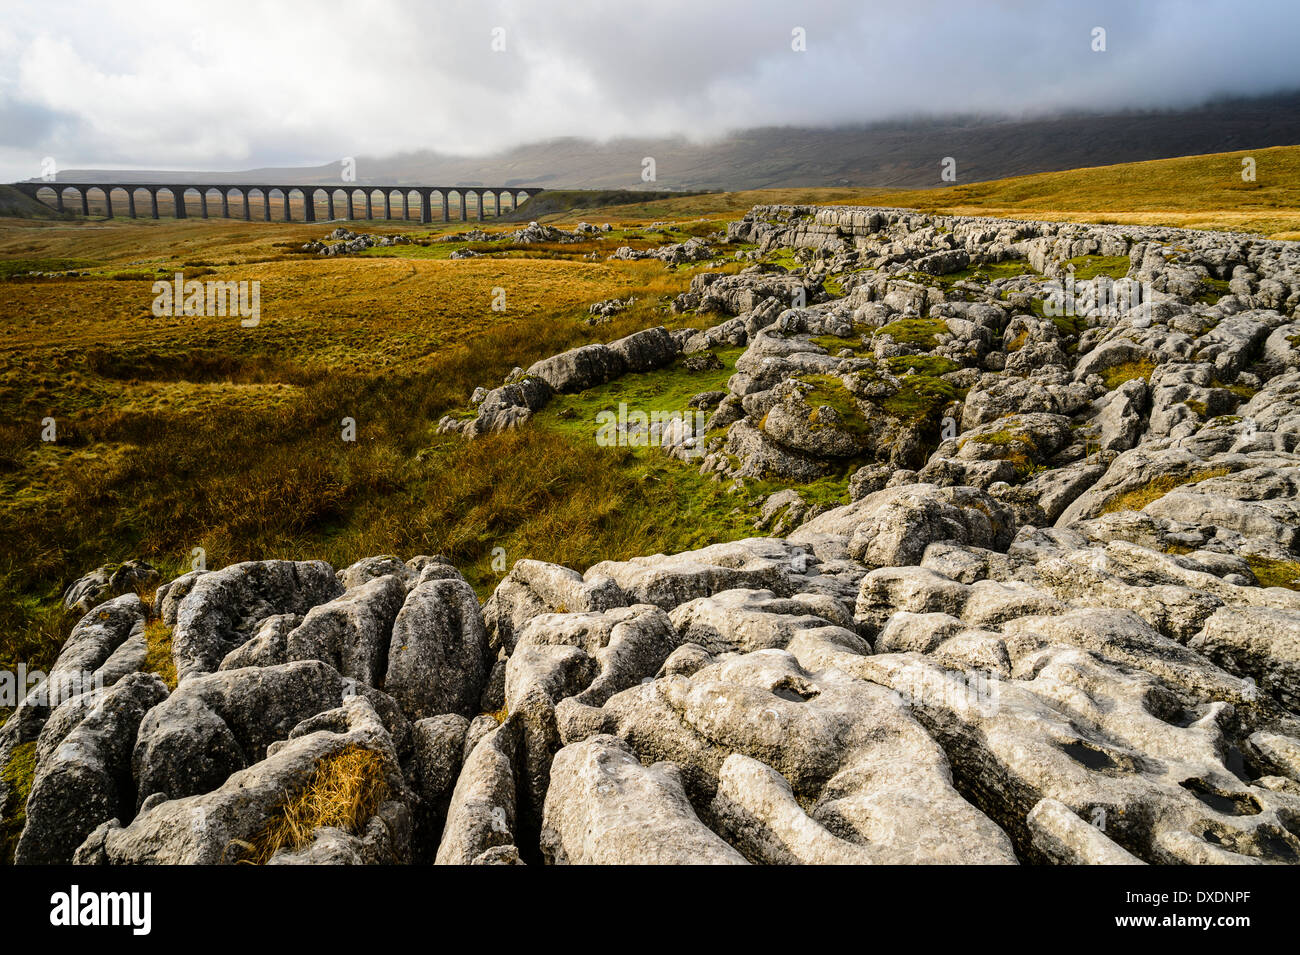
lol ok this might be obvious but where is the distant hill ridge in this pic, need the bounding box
[29,91,1300,191]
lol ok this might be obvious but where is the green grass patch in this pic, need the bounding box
[1051,313,1089,341]
[1196,277,1232,304]
[801,374,872,437]
[1212,377,1258,402]
[763,247,802,271]
[2,741,37,863]
[1063,255,1131,281]
[0,257,98,279]
[934,260,1040,285]
[533,347,743,443]
[879,317,948,348]
[884,354,962,377]
[810,333,868,355]
[882,374,963,425]
[960,428,1041,477]
[1099,467,1232,515]
[526,358,864,542]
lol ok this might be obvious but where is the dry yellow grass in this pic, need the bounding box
[1244,555,1300,591]
[239,744,389,864]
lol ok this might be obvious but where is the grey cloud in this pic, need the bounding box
[1,0,1297,181]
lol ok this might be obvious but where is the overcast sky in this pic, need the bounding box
[2,0,1298,181]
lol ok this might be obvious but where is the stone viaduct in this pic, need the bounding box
[11,182,544,224]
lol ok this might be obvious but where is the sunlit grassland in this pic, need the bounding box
[0,216,753,674]
[3,144,1298,677]
[540,146,1300,238]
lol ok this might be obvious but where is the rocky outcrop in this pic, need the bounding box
[301,228,412,255]
[61,560,160,616]
[10,205,1300,866]
[15,673,169,864]
[172,560,344,681]
[437,326,683,437]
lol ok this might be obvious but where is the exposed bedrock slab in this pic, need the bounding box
[792,483,1016,569]
[505,604,681,817]
[78,696,408,865]
[385,576,489,720]
[1190,607,1300,712]
[0,593,150,814]
[133,660,344,805]
[435,718,524,865]
[822,646,1300,864]
[590,649,1019,864]
[584,537,863,614]
[283,574,406,687]
[15,673,169,864]
[542,734,748,865]
[172,560,343,680]
[484,558,628,654]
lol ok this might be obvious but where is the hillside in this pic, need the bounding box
[515,146,1300,239]
[0,185,70,219]
[34,92,1300,192]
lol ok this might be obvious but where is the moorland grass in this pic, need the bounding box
[0,221,757,676]
[3,146,1295,680]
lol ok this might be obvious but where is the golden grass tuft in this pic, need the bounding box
[1100,359,1157,391]
[240,744,389,864]
[1244,555,1300,591]
[142,619,177,689]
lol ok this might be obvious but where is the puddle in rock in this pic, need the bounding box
[1180,778,1260,816]
[1061,740,1120,771]
[771,684,817,703]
